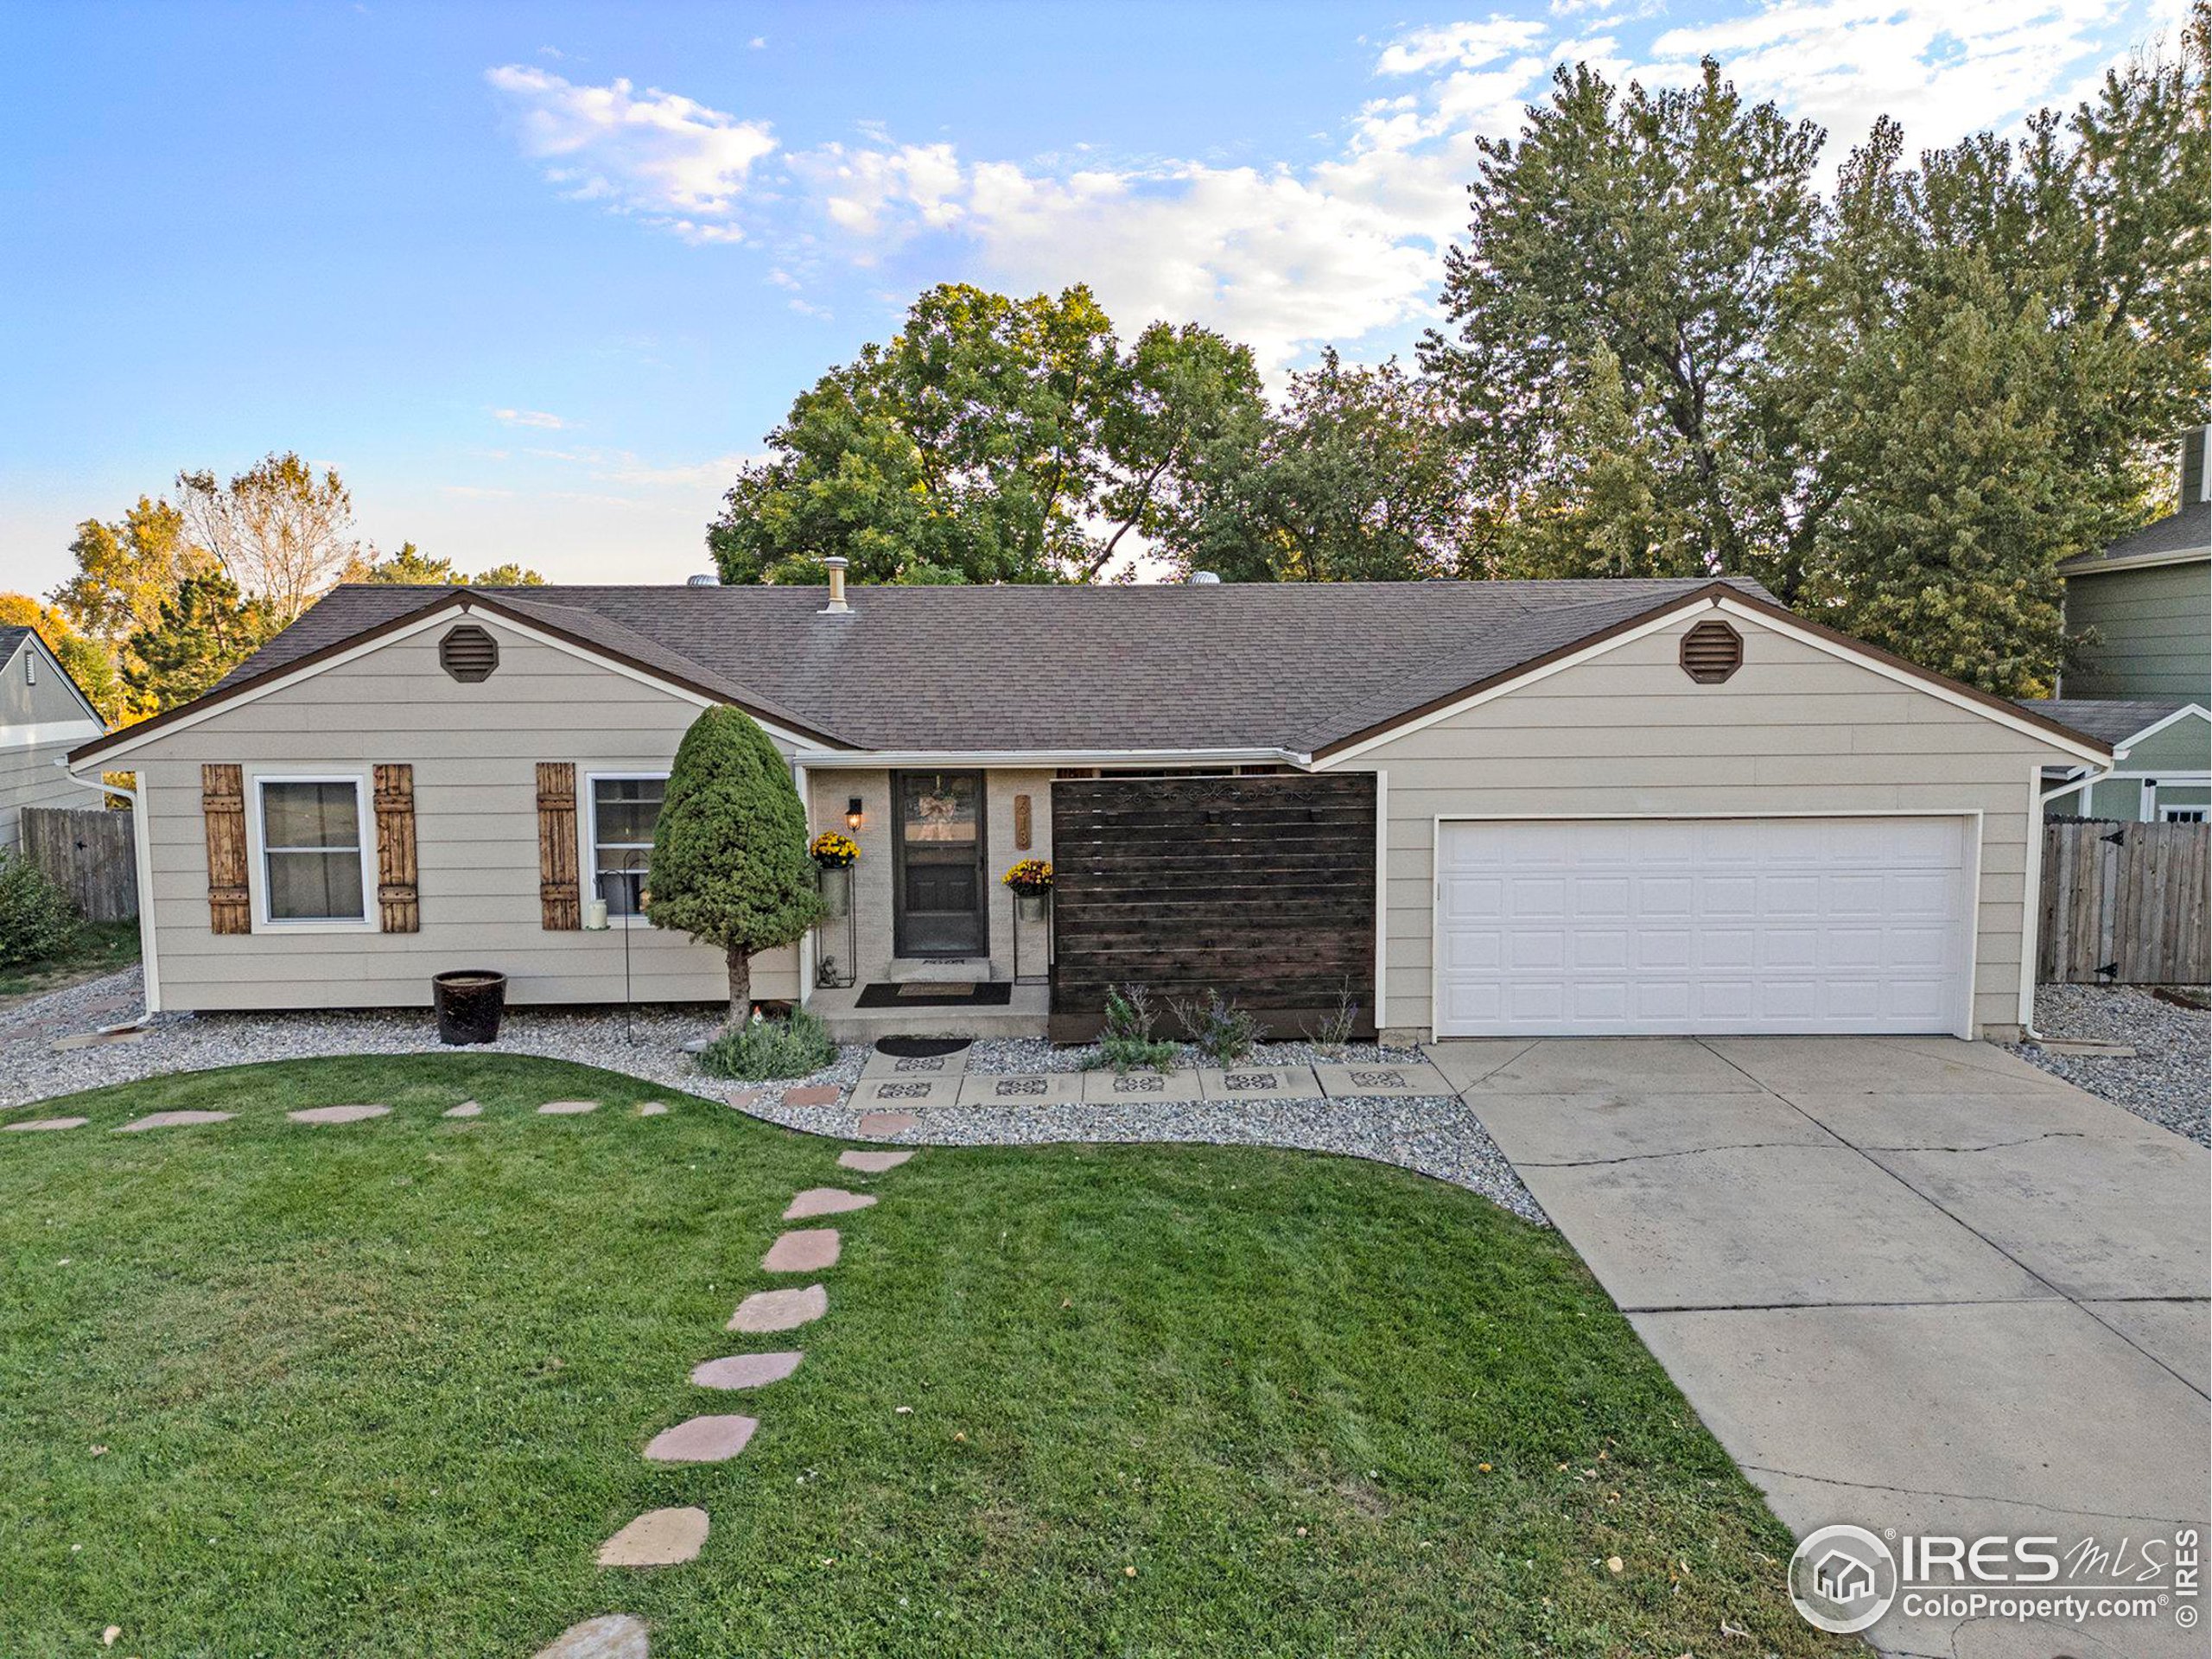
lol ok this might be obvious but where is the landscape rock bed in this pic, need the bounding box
[2006,983,2210,1147]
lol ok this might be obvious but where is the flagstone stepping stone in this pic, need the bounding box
[728,1283,826,1332]
[724,1088,764,1110]
[782,1085,842,1107]
[690,1351,803,1390]
[51,1028,145,1052]
[287,1103,390,1125]
[763,1229,840,1273]
[539,1100,601,1116]
[1197,1065,1325,1102]
[3,1116,87,1133]
[533,1613,649,1659]
[957,1071,1084,1107]
[1078,1067,1206,1104]
[636,1102,668,1116]
[443,1101,482,1118]
[838,1148,914,1173]
[784,1186,876,1219]
[113,1110,232,1133]
[596,1506,708,1567]
[642,1412,758,1463]
[855,1110,918,1135]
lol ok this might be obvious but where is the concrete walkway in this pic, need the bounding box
[1428,1034,2210,1659]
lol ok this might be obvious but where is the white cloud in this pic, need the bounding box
[492,407,569,429]
[485,64,777,231]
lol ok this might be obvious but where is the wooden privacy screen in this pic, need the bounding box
[373,764,419,932]
[1048,772,1376,1042]
[2039,819,2209,984]
[201,763,251,934]
[537,761,581,930]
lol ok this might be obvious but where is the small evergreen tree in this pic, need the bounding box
[646,708,823,1027]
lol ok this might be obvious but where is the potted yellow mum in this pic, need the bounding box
[810,831,859,918]
[1002,858,1052,921]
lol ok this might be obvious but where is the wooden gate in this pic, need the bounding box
[1048,773,1376,1042]
[19,804,138,923]
[2038,820,2209,984]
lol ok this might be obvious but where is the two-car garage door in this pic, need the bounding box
[1433,816,1974,1037]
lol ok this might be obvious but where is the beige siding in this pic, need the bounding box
[806,767,1054,985]
[1343,611,2077,1040]
[2,729,105,847]
[117,615,799,1012]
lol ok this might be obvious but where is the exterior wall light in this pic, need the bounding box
[846,797,865,830]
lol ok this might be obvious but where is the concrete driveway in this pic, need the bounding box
[1427,1034,2211,1659]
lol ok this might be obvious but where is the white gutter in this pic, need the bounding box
[796,747,1311,770]
[60,761,159,1027]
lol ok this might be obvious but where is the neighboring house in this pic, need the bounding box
[2020,700,2210,823]
[67,572,2112,1043]
[0,626,106,849]
[2056,425,2211,702]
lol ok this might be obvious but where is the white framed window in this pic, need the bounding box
[2160,805,2207,823]
[251,775,373,928]
[584,772,667,922]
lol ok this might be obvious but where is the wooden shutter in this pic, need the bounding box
[373,764,419,932]
[202,764,251,934]
[537,761,581,930]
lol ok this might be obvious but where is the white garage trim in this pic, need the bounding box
[1429,810,1984,1041]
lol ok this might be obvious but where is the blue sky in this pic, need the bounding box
[2,0,2187,593]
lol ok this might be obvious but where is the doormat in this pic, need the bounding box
[874,1035,974,1058]
[856,982,1014,1009]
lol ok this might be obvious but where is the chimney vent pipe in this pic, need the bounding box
[822,556,851,613]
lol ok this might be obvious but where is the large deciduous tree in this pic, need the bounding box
[177,451,360,625]
[340,543,546,586]
[645,708,823,1027]
[709,283,1264,585]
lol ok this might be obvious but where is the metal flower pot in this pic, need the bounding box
[1016,890,1049,922]
[819,864,852,918]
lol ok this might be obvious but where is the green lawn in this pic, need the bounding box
[0,1057,1851,1658]
[0,918,140,1001]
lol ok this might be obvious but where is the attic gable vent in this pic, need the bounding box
[1680,619,1743,683]
[439,623,499,683]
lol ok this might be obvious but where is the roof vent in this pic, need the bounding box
[821,555,852,614]
[1680,619,1743,683]
[439,623,499,683]
[1186,570,1222,585]
[686,572,721,588]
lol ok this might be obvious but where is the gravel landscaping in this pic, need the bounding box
[0,969,1542,1220]
[2006,983,2211,1147]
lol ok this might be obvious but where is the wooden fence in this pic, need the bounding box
[2038,819,2208,985]
[18,805,137,924]
[1048,772,1376,1042]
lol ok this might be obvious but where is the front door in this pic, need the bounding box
[893,770,987,957]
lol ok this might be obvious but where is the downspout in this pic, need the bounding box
[60,763,159,1029]
[2020,747,2122,1042]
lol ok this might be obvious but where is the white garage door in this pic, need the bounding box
[1433,816,1974,1037]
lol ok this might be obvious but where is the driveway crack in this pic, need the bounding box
[1521,1138,1840,1168]
[1737,1463,2208,1529]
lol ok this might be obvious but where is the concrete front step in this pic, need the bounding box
[883,957,998,983]
[810,982,1048,1043]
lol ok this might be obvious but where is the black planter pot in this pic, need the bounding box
[432,969,508,1045]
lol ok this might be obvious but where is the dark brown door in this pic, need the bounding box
[893,771,986,957]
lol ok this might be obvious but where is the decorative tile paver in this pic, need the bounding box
[1077,1067,1205,1105]
[538,1099,601,1116]
[1313,1061,1453,1100]
[533,1613,649,1659]
[596,1506,709,1567]
[636,1102,668,1116]
[838,1148,914,1173]
[955,1071,1084,1107]
[780,1085,841,1107]
[850,1077,958,1109]
[861,1047,971,1080]
[855,1110,919,1135]
[442,1101,482,1118]
[3,1116,88,1132]
[1197,1066,1325,1102]
[728,1283,827,1332]
[642,1413,758,1464]
[113,1110,233,1133]
[691,1351,804,1390]
[287,1103,391,1125]
[784,1186,877,1219]
[762,1229,840,1273]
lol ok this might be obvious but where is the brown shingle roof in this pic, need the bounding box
[204,577,1782,753]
